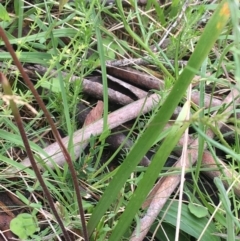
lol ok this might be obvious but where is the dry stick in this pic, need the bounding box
[77,100,151,166]
[15,91,222,170]
[1,61,224,171]
[106,132,151,167]
[0,28,89,241]
[106,57,188,68]
[82,78,137,105]
[32,65,220,108]
[72,100,104,159]
[106,66,165,90]
[190,91,222,107]
[0,73,71,241]
[0,63,220,107]
[202,151,240,197]
[31,64,146,105]
[96,69,147,99]
[101,0,161,7]
[14,93,160,170]
[130,88,240,241]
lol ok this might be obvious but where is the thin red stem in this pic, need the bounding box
[0,27,89,241]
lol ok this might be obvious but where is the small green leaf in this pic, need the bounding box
[102,37,117,60]
[99,129,111,142]
[16,191,30,205]
[188,203,208,218]
[102,37,126,60]
[40,78,62,93]
[0,4,10,21]
[10,213,39,239]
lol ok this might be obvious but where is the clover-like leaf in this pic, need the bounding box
[10,213,39,240]
[188,203,208,218]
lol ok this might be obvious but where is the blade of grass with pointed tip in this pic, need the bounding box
[87,0,230,237]
[0,28,77,46]
[108,2,230,239]
[214,177,240,241]
[108,103,197,240]
[93,9,110,169]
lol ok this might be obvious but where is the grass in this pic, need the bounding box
[0,0,240,240]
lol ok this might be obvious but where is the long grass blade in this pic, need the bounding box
[87,1,230,237]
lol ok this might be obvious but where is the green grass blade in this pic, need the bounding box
[108,104,194,240]
[93,9,110,168]
[214,178,235,241]
[43,2,73,150]
[194,58,207,197]
[15,0,23,38]
[0,154,35,178]
[87,0,230,236]
[0,52,53,64]
[0,28,77,46]
[0,129,49,159]
[197,126,240,161]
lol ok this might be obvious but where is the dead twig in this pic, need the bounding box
[6,93,160,172]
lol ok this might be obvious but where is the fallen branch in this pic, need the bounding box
[8,93,160,172]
